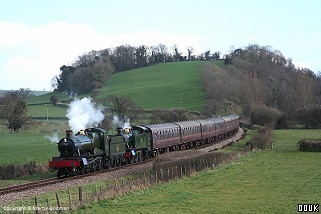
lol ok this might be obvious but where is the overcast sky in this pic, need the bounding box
[0,0,320,91]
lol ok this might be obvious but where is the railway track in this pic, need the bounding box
[0,157,153,196]
[0,129,243,196]
[0,177,58,195]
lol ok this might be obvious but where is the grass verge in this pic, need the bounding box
[74,129,321,213]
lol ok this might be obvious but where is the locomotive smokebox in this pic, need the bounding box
[66,130,73,138]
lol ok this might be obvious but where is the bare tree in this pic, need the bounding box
[105,95,142,122]
[0,92,29,132]
[187,46,194,61]
[204,50,211,60]
[293,69,316,109]
[172,44,182,62]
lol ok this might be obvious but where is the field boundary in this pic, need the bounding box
[19,148,250,212]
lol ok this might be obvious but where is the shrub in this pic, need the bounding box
[296,107,321,128]
[50,95,58,105]
[246,127,273,150]
[150,108,190,123]
[275,113,289,129]
[298,139,321,152]
[0,161,47,180]
[251,105,281,127]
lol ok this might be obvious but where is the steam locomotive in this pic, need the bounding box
[49,115,239,178]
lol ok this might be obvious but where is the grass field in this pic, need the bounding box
[27,104,68,118]
[0,120,68,166]
[90,61,205,111]
[74,129,321,213]
[24,61,207,118]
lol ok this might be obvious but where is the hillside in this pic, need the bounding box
[97,61,206,111]
[26,61,208,117]
[0,90,50,97]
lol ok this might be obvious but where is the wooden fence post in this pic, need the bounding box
[149,171,152,183]
[171,167,174,180]
[115,179,119,190]
[128,177,132,190]
[78,187,83,205]
[85,187,88,203]
[68,190,72,210]
[56,192,61,210]
[46,198,50,214]
[136,174,140,185]
[34,197,38,214]
[175,166,178,175]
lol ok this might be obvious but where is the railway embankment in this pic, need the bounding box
[0,129,248,206]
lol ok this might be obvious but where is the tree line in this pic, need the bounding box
[202,44,321,128]
[53,43,321,128]
[52,44,221,94]
[2,44,321,132]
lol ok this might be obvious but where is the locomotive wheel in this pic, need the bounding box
[79,167,85,175]
[107,161,111,170]
[137,153,142,162]
[91,163,97,172]
[57,170,66,178]
[97,160,102,171]
[84,166,90,174]
[127,157,134,164]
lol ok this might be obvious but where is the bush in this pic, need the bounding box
[296,107,321,128]
[275,113,289,129]
[50,95,58,105]
[0,161,47,180]
[298,139,321,152]
[246,127,273,150]
[150,108,190,123]
[251,105,281,127]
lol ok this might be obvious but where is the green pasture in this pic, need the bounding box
[26,92,71,105]
[0,121,68,166]
[97,61,206,111]
[24,61,208,117]
[76,129,321,213]
[27,104,68,118]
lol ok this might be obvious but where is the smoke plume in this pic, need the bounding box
[67,97,105,133]
[44,132,59,143]
[113,115,131,129]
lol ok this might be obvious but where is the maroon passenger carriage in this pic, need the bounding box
[145,114,239,155]
[145,123,181,154]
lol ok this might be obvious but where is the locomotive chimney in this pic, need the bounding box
[116,127,122,135]
[66,130,73,138]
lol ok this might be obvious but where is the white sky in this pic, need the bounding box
[0,0,320,91]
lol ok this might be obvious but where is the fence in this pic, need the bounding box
[15,148,251,213]
[262,141,273,150]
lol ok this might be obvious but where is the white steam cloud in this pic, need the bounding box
[67,97,105,133]
[44,132,59,143]
[113,115,131,129]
